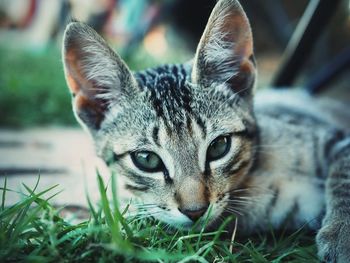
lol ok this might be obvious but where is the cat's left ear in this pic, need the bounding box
[192,0,256,98]
[62,22,138,134]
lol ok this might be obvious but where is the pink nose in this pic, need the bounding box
[179,206,208,222]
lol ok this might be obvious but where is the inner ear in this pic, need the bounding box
[191,0,256,97]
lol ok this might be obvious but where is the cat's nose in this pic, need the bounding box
[179,206,208,222]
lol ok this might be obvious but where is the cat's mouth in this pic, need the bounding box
[171,210,222,231]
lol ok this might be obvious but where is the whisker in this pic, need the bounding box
[133,212,162,220]
[227,200,267,210]
[232,196,258,200]
[136,208,158,213]
[225,200,252,205]
[228,196,263,202]
[134,203,159,208]
[164,223,173,232]
[130,210,162,218]
[229,188,253,193]
[224,207,243,216]
[134,205,159,211]
[228,185,273,195]
[226,198,253,203]
[215,215,225,227]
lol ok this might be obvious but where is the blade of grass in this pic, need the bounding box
[9,205,43,243]
[0,184,59,219]
[85,191,98,222]
[195,205,214,250]
[22,183,63,209]
[1,177,7,211]
[32,174,41,193]
[97,172,133,253]
[97,173,117,229]
[111,172,133,239]
[201,215,234,259]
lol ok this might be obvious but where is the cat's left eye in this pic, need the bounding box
[130,151,164,172]
[207,136,231,162]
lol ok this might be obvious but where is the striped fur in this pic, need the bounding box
[62,0,350,262]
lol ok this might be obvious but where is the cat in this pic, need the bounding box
[62,0,350,261]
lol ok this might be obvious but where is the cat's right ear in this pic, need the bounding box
[62,22,137,133]
[192,0,256,99]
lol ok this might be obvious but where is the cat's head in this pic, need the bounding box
[62,0,257,229]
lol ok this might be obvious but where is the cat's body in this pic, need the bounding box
[62,0,350,261]
[241,90,349,233]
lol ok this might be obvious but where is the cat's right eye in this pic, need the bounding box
[130,151,164,173]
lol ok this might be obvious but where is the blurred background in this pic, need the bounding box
[0,0,349,206]
[0,0,350,127]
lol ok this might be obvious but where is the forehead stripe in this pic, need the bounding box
[152,126,160,146]
[195,116,207,137]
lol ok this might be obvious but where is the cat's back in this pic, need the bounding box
[254,89,350,132]
[252,89,350,183]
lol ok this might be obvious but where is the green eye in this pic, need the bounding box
[131,151,164,172]
[207,136,231,161]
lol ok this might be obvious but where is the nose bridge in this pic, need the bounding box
[170,136,209,209]
[177,142,198,174]
[177,176,208,209]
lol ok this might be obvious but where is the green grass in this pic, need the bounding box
[0,174,319,262]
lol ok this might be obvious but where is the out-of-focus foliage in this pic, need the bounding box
[0,46,75,127]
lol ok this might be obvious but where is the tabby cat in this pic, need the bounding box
[62,0,350,261]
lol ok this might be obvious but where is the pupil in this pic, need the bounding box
[214,138,226,153]
[139,152,157,168]
[147,154,155,165]
[216,139,225,149]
